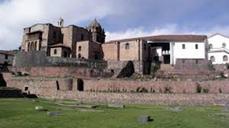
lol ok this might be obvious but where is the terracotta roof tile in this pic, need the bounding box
[106,35,207,43]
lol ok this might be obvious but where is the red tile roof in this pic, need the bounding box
[106,35,207,43]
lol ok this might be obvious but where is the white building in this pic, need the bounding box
[147,35,208,65]
[208,33,229,64]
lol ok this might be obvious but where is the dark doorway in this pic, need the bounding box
[63,51,68,58]
[24,87,28,91]
[163,55,170,64]
[0,73,6,87]
[77,79,84,91]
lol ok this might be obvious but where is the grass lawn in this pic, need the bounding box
[0,98,229,128]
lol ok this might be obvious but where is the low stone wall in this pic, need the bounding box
[84,79,229,94]
[175,59,211,71]
[62,92,229,106]
[4,73,229,105]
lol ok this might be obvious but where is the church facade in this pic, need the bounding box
[21,18,105,60]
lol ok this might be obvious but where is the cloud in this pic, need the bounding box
[106,24,229,41]
[0,0,116,50]
[0,0,229,50]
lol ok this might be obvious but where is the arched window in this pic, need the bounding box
[78,53,81,58]
[222,43,226,48]
[125,43,130,49]
[209,44,213,49]
[78,46,82,51]
[223,55,228,62]
[210,56,215,62]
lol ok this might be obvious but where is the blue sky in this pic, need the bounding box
[0,0,229,50]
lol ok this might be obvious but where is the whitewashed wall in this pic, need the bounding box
[208,34,229,49]
[208,52,229,64]
[172,42,206,64]
[208,34,229,64]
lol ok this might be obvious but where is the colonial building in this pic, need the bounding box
[19,19,210,75]
[103,35,208,73]
[208,33,229,64]
[21,18,105,60]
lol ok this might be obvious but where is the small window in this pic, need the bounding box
[54,49,57,54]
[5,55,8,60]
[195,44,198,49]
[78,46,82,51]
[222,43,226,48]
[125,43,130,49]
[182,60,185,64]
[210,56,215,62]
[182,44,185,49]
[223,55,228,62]
[209,44,213,49]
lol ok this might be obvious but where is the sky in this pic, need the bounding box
[0,0,229,50]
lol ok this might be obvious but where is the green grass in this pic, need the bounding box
[0,98,229,128]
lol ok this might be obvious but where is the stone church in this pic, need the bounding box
[21,18,105,60]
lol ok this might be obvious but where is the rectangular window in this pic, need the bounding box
[182,44,185,49]
[195,44,198,49]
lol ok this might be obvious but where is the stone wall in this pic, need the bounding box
[4,74,229,105]
[175,59,211,71]
[13,51,111,78]
[83,79,229,94]
[14,51,107,68]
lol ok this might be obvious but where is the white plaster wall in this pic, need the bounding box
[208,34,229,64]
[208,52,229,64]
[208,34,229,49]
[173,42,206,64]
